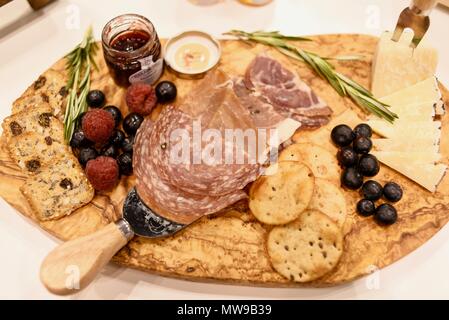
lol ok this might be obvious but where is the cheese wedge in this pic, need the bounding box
[372,151,441,164]
[380,77,444,115]
[369,101,436,122]
[387,101,436,120]
[373,139,439,153]
[367,119,441,140]
[372,31,438,98]
[374,156,447,192]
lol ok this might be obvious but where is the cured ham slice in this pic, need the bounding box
[244,55,332,129]
[233,78,301,150]
[233,78,285,129]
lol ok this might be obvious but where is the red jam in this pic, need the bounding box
[102,14,162,87]
[111,30,150,52]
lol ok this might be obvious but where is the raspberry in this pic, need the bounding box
[126,82,157,116]
[82,109,115,144]
[85,156,119,191]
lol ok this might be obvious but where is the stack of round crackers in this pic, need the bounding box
[249,143,346,282]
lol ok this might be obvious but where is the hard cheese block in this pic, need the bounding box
[372,31,438,98]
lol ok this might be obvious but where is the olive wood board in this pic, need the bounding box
[1,34,449,287]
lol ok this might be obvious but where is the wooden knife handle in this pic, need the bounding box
[40,221,130,295]
[411,0,438,15]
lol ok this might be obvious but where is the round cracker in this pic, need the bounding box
[249,161,314,225]
[308,178,347,227]
[279,143,340,181]
[267,210,343,282]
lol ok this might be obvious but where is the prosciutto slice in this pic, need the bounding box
[244,55,332,129]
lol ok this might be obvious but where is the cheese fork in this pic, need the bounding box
[392,0,438,48]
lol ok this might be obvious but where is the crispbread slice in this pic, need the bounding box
[20,156,94,221]
[2,103,57,141]
[12,69,67,119]
[267,210,343,282]
[279,143,340,181]
[249,161,314,225]
[8,131,69,173]
[308,178,347,227]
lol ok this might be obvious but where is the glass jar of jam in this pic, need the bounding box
[102,14,162,87]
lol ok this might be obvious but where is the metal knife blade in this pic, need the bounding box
[121,188,186,238]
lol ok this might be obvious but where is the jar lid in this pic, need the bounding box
[163,31,221,79]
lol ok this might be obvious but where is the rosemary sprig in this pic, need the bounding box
[225,30,398,123]
[63,26,98,142]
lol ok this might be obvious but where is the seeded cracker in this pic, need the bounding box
[249,161,314,225]
[279,143,340,181]
[8,130,69,173]
[20,156,94,221]
[267,210,343,282]
[2,96,94,220]
[2,103,56,142]
[308,178,347,227]
[12,69,67,119]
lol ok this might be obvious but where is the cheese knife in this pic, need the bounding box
[392,0,438,48]
[40,188,187,295]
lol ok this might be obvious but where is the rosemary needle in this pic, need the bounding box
[63,26,98,142]
[224,30,398,123]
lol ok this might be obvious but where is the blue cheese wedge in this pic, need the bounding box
[372,31,438,98]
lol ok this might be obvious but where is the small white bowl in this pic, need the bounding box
[163,30,221,79]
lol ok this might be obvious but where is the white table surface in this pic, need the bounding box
[1,0,449,300]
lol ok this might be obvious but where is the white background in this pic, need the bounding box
[0,0,448,300]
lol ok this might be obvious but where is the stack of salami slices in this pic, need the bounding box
[134,56,331,225]
[134,71,261,224]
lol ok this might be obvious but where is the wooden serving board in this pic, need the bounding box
[2,34,449,286]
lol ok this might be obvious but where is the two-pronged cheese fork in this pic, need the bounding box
[392,0,439,48]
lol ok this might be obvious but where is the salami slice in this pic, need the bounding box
[152,72,261,197]
[133,111,248,225]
